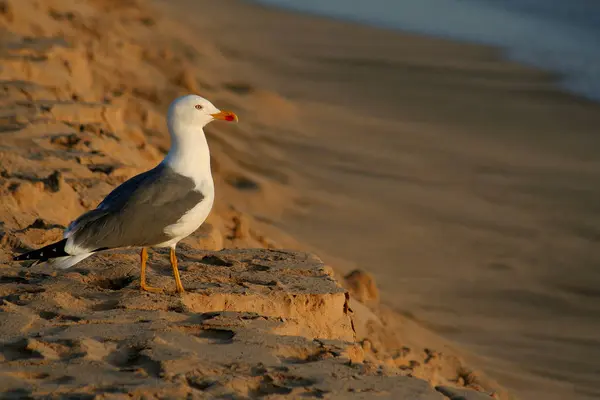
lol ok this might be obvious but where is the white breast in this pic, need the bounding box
[160,122,215,248]
[157,182,215,248]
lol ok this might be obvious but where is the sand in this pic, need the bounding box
[151,1,600,399]
[0,0,507,398]
[1,0,598,398]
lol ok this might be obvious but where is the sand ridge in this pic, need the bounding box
[0,0,505,398]
[0,246,496,399]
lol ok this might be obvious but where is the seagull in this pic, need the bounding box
[13,94,238,293]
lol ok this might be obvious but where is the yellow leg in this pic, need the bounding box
[170,247,185,293]
[140,247,163,293]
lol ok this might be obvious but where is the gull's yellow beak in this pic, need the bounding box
[211,110,238,122]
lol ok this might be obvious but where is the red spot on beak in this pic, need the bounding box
[210,110,238,122]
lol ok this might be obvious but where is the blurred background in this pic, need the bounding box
[256,0,600,101]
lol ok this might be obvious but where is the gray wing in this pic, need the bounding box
[67,163,204,251]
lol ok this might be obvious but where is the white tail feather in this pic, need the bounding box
[43,253,93,269]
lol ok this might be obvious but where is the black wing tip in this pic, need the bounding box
[13,252,30,261]
[12,239,69,262]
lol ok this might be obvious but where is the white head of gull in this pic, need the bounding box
[13,94,238,294]
[165,95,238,184]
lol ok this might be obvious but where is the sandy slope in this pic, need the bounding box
[0,0,505,398]
[150,1,600,399]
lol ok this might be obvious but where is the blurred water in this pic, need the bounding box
[253,0,600,102]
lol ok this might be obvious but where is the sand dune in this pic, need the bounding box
[0,0,506,398]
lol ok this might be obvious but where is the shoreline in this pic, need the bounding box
[249,0,600,104]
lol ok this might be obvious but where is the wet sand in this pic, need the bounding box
[154,1,600,399]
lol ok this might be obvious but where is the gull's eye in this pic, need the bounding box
[195,104,203,110]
